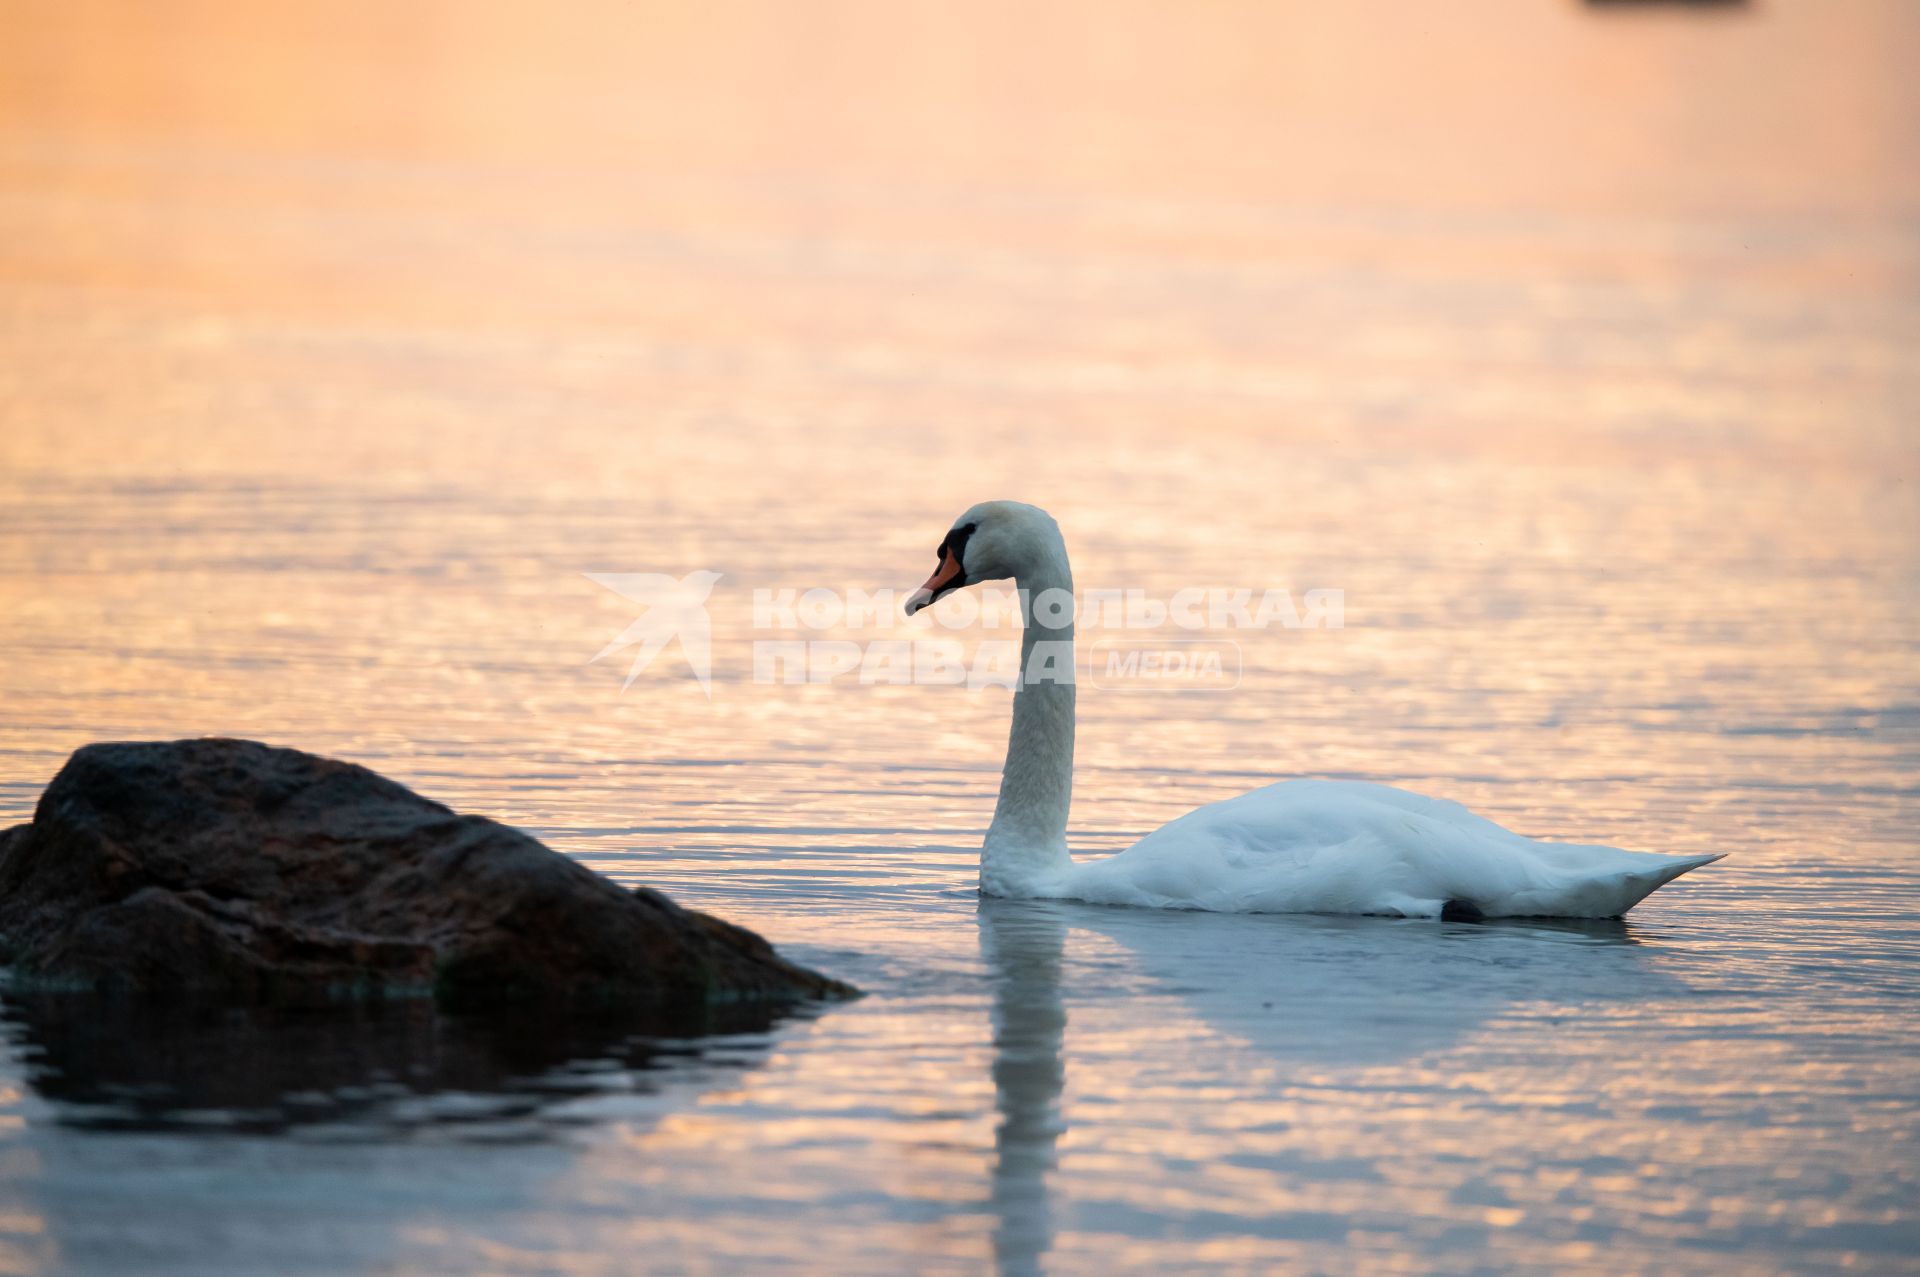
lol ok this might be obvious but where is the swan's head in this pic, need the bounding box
[904,500,1062,616]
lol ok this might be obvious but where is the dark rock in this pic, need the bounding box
[0,738,854,1008]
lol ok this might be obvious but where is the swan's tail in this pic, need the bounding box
[1478,850,1726,919]
[1614,851,1725,915]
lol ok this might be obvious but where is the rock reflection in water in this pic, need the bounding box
[0,992,807,1139]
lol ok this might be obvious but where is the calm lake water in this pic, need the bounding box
[1,2,1917,1273]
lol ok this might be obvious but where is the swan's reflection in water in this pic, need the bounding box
[979,898,1069,1277]
[977,895,1668,1273]
[1073,904,1651,1068]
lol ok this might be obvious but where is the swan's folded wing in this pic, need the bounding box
[1066,780,1725,918]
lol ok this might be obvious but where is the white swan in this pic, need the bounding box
[905,500,1723,919]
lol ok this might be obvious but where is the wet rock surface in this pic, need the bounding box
[0,739,853,1008]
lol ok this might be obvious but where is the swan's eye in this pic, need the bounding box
[939,522,978,569]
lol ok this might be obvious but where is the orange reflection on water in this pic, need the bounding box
[1,2,1917,1274]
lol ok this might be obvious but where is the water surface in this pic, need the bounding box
[0,2,1917,1273]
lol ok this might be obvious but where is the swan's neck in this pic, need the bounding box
[982,547,1076,896]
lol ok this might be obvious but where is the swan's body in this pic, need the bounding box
[1032,779,1718,918]
[906,500,1722,919]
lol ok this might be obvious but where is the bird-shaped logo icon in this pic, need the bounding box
[585,570,723,697]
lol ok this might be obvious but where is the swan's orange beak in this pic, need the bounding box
[905,546,965,616]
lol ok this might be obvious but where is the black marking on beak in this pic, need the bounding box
[932,522,978,599]
[906,521,978,615]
